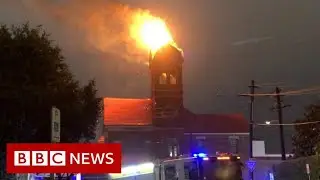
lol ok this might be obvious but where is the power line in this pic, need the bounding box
[238,82,319,161]
[213,85,320,98]
[285,87,320,95]
[239,86,320,96]
[255,121,320,126]
[238,82,320,162]
[255,82,285,87]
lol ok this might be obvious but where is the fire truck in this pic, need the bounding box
[109,153,242,180]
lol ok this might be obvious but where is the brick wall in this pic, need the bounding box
[106,127,184,163]
[106,127,249,164]
[181,134,249,159]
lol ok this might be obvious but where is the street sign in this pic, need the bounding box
[228,136,239,146]
[246,160,256,172]
[51,107,60,143]
[306,163,310,174]
[195,136,206,140]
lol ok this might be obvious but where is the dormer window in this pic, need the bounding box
[159,73,167,84]
[169,74,177,84]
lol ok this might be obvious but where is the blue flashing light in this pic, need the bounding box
[198,153,207,158]
[193,153,208,159]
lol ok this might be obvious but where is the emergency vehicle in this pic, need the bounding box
[109,153,242,180]
[16,173,82,180]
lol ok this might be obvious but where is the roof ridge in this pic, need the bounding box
[104,97,151,101]
[196,113,244,116]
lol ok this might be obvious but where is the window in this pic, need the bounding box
[168,138,179,157]
[195,136,206,140]
[169,74,177,84]
[196,139,205,151]
[169,145,173,157]
[169,145,178,157]
[164,165,176,180]
[229,136,239,153]
[173,145,178,157]
[184,161,199,180]
[159,73,167,84]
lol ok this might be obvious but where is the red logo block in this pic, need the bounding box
[6,143,121,173]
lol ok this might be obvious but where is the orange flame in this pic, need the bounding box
[129,11,176,53]
[29,0,180,64]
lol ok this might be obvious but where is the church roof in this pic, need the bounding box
[151,44,184,68]
[153,44,183,60]
[103,98,152,126]
[103,98,249,133]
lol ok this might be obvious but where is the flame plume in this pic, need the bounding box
[129,12,174,52]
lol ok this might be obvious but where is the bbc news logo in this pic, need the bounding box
[14,151,66,166]
[6,143,121,173]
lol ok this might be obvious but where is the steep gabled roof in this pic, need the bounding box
[103,98,152,126]
[103,97,248,133]
[153,44,183,62]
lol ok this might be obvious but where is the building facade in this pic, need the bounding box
[100,44,249,165]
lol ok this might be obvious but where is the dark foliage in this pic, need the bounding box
[292,103,320,157]
[0,23,102,177]
[274,156,320,180]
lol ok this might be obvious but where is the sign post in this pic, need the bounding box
[50,106,60,179]
[306,164,311,180]
[246,159,256,180]
[51,106,61,143]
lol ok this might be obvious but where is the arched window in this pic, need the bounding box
[169,74,177,84]
[159,73,167,84]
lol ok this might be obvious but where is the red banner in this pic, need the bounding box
[6,143,121,174]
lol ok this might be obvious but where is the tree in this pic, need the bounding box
[0,23,102,177]
[292,103,320,157]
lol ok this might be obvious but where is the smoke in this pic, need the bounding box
[20,0,151,61]
[0,0,152,97]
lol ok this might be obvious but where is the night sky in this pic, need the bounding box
[1,0,319,153]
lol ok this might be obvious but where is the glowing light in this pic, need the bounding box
[130,12,174,52]
[75,173,81,180]
[109,162,154,179]
[140,19,172,50]
[198,153,207,158]
[193,153,208,159]
[217,156,230,160]
[269,172,274,180]
[203,157,209,161]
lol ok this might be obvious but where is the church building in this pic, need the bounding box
[99,44,249,165]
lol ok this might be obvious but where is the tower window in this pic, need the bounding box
[169,74,177,84]
[169,145,179,157]
[159,73,167,84]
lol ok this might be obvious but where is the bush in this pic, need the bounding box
[274,156,320,180]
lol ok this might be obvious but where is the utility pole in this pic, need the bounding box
[273,87,289,161]
[239,80,259,180]
[248,80,258,159]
